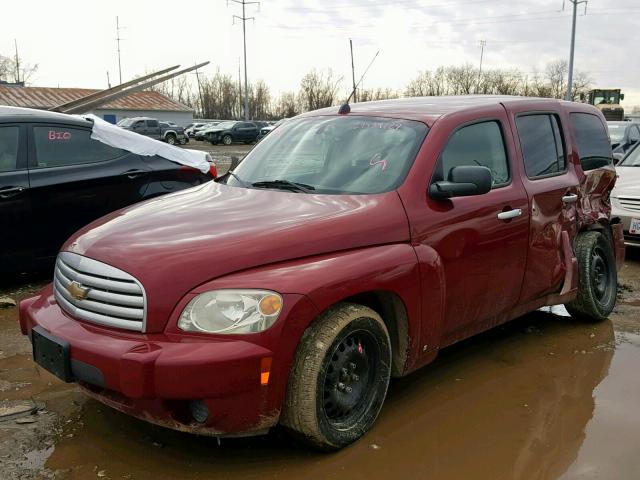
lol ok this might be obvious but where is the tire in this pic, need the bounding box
[565,231,617,322]
[165,133,176,145]
[281,303,391,451]
[222,134,233,145]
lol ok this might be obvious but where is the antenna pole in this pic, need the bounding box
[14,39,20,83]
[476,40,486,94]
[565,0,588,101]
[350,39,357,103]
[116,16,123,84]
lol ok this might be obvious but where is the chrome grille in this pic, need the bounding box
[619,196,640,212]
[53,252,146,332]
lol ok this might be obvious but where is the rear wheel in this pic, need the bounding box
[281,303,391,451]
[222,134,233,145]
[565,231,617,322]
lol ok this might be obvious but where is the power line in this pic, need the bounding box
[230,0,260,121]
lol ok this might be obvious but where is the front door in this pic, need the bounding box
[508,108,580,302]
[406,110,530,346]
[0,124,31,272]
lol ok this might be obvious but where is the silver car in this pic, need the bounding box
[612,144,640,246]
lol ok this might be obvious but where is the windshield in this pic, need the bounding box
[620,146,640,166]
[608,123,626,143]
[226,116,428,194]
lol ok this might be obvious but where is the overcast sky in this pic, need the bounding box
[3,0,639,106]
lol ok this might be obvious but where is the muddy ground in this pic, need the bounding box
[183,140,253,176]
[1,248,639,479]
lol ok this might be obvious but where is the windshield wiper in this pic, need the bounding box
[251,179,315,193]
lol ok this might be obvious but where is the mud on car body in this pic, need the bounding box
[20,96,624,450]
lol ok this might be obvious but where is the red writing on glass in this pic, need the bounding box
[48,131,72,141]
[369,153,388,171]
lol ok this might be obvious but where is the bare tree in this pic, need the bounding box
[0,53,38,84]
[273,91,299,119]
[298,69,343,111]
[358,88,400,102]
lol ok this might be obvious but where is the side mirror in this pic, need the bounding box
[429,165,493,199]
[612,152,624,165]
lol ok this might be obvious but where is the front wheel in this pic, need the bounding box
[565,231,617,322]
[222,134,233,145]
[165,134,176,145]
[281,303,391,450]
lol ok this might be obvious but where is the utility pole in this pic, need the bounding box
[350,39,357,103]
[106,71,111,88]
[231,0,259,120]
[238,58,242,119]
[116,16,124,84]
[564,0,588,101]
[476,40,486,94]
[14,39,20,83]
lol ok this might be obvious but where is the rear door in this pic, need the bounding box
[27,123,151,262]
[0,124,31,272]
[145,119,162,140]
[508,107,580,302]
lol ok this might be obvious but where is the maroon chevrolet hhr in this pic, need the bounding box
[20,96,624,450]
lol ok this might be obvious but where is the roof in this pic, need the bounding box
[0,86,192,112]
[303,95,571,124]
[0,105,91,126]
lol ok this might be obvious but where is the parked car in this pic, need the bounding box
[19,97,623,451]
[185,122,206,137]
[118,117,188,145]
[611,142,640,246]
[194,122,219,141]
[258,118,287,140]
[203,121,259,145]
[608,121,640,159]
[0,107,214,274]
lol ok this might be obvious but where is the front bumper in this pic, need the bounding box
[612,204,640,247]
[19,284,306,436]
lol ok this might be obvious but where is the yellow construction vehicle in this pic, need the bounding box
[584,89,625,120]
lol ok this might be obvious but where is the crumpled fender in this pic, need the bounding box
[577,166,617,230]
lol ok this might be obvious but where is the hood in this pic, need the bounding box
[64,182,409,332]
[612,166,640,197]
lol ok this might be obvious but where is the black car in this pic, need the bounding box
[608,121,640,156]
[0,107,213,274]
[204,121,259,145]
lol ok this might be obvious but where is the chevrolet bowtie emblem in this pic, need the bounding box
[67,281,90,301]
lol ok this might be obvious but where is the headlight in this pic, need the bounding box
[178,290,283,334]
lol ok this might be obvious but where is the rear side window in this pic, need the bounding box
[0,126,19,172]
[630,126,640,143]
[570,113,612,170]
[440,121,510,186]
[33,126,127,168]
[516,114,566,178]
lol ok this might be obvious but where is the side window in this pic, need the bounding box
[439,121,510,186]
[629,126,640,143]
[146,120,159,128]
[516,114,566,178]
[133,120,144,129]
[33,126,127,168]
[570,113,613,170]
[0,126,20,172]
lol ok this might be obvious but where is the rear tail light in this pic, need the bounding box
[209,164,218,178]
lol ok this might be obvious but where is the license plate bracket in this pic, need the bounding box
[32,326,73,382]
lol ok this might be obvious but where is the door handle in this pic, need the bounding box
[0,186,25,199]
[122,169,149,179]
[562,193,578,204]
[497,208,523,221]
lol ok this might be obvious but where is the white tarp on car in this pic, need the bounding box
[79,114,212,174]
